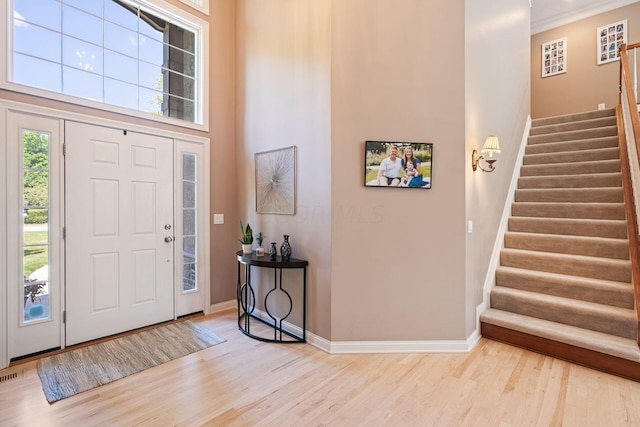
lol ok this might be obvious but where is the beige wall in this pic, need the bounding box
[331,0,467,341]
[4,0,533,343]
[531,2,640,118]
[465,0,531,336]
[209,0,238,305]
[235,0,333,337]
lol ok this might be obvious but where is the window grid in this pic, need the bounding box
[182,153,197,293]
[11,0,199,123]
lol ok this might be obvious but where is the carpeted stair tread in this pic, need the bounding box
[489,286,637,339]
[525,136,618,155]
[511,202,625,219]
[508,216,627,238]
[530,116,618,136]
[523,147,619,165]
[531,108,616,127]
[528,126,617,145]
[517,173,622,189]
[495,266,634,308]
[480,308,640,362]
[504,232,629,259]
[520,159,620,177]
[500,248,631,282]
[514,187,623,203]
[483,108,639,376]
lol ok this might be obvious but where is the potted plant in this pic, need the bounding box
[239,221,253,254]
[255,232,264,256]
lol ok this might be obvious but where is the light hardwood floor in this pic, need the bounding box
[2,308,640,426]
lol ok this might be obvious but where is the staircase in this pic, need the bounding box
[480,108,640,380]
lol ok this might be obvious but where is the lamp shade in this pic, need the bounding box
[481,135,501,158]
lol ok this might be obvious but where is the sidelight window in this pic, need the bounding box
[22,130,51,323]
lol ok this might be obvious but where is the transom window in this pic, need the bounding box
[9,0,205,126]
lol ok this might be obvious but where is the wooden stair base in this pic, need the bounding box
[482,323,640,382]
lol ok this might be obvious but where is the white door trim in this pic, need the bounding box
[0,103,7,369]
[0,100,209,145]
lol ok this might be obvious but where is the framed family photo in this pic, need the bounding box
[541,37,567,78]
[255,146,296,214]
[364,141,433,189]
[597,20,627,65]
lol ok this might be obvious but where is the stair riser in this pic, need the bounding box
[520,160,620,177]
[528,127,617,144]
[530,117,618,136]
[511,203,625,220]
[503,234,629,260]
[490,290,636,339]
[514,188,623,203]
[523,149,619,165]
[500,250,631,282]
[525,137,618,155]
[508,218,627,238]
[517,174,622,189]
[532,109,616,127]
[495,268,634,308]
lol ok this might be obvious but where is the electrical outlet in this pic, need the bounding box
[598,103,605,110]
[213,214,224,224]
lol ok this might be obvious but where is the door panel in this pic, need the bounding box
[65,122,174,346]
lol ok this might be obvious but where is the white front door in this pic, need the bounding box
[65,122,174,345]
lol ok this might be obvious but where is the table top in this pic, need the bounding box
[236,251,308,268]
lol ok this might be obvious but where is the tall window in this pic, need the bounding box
[182,153,197,292]
[22,130,50,323]
[10,0,203,124]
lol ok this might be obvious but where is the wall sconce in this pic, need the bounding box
[472,135,501,172]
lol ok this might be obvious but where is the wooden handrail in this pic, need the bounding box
[616,105,640,346]
[618,44,640,346]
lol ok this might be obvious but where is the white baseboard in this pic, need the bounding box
[209,299,237,314]
[222,301,481,354]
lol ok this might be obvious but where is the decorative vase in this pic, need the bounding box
[242,243,253,254]
[281,235,292,261]
[269,242,278,260]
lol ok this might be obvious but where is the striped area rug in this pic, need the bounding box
[37,321,225,403]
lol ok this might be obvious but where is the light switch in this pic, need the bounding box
[213,214,224,224]
[467,220,473,233]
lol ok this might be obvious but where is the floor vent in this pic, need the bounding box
[0,371,20,383]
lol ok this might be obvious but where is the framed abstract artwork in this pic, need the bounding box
[255,146,296,214]
[541,37,567,78]
[597,20,627,65]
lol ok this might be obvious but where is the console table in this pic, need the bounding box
[236,251,308,343]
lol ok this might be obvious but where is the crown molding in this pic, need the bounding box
[532,0,638,34]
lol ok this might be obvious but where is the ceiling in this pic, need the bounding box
[531,0,639,34]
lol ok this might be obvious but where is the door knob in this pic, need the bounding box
[164,236,173,243]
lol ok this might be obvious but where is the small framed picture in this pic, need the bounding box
[541,37,567,78]
[597,20,627,65]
